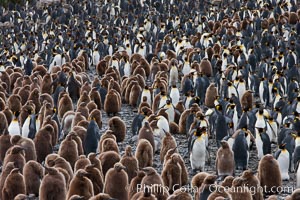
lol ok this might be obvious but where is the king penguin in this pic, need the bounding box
[188,126,207,174]
[232,130,249,170]
[275,143,290,181]
[8,111,21,136]
[255,128,271,160]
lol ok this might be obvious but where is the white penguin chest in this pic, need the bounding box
[8,120,20,135]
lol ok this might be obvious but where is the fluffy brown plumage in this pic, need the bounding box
[104,163,128,200]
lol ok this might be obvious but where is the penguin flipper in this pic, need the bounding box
[188,133,196,154]
[274,149,281,160]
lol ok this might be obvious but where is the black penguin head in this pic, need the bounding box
[279,143,286,150]
[194,126,206,137]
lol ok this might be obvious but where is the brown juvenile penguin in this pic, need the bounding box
[129,82,142,107]
[87,102,98,113]
[108,116,126,142]
[0,112,8,133]
[58,134,79,169]
[241,90,254,110]
[136,139,153,168]
[50,157,74,181]
[88,153,103,175]
[0,130,12,164]
[58,93,74,120]
[3,145,26,172]
[138,96,151,114]
[42,115,59,147]
[241,169,263,200]
[85,164,104,194]
[89,109,102,129]
[72,126,87,144]
[77,91,91,108]
[128,171,146,198]
[169,122,179,134]
[229,177,253,200]
[216,140,235,177]
[258,154,282,195]
[76,102,89,119]
[99,151,121,178]
[2,168,25,200]
[191,172,209,199]
[67,169,94,199]
[39,166,67,200]
[161,154,182,194]
[7,94,22,114]
[199,59,212,77]
[205,83,218,108]
[167,189,193,200]
[34,124,53,163]
[89,87,102,109]
[28,88,41,114]
[71,112,86,128]
[41,73,53,94]
[104,89,121,115]
[141,167,163,188]
[221,175,234,187]
[178,109,191,134]
[104,162,128,200]
[74,155,91,172]
[18,85,30,105]
[101,138,119,153]
[98,131,117,153]
[10,135,37,161]
[138,121,155,152]
[198,175,218,200]
[160,131,177,163]
[3,107,13,126]
[44,153,59,165]
[0,162,15,200]
[163,148,188,186]
[40,93,54,107]
[23,160,44,196]
[120,145,139,184]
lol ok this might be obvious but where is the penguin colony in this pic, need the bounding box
[0,0,300,199]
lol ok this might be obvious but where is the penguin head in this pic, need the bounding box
[114,162,126,172]
[293,117,300,129]
[142,167,156,175]
[11,145,25,154]
[13,110,21,119]
[242,169,256,179]
[220,140,230,148]
[278,143,286,150]
[194,126,206,137]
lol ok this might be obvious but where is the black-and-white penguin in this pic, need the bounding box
[274,143,290,181]
[188,126,207,174]
[8,111,21,136]
[255,127,271,160]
